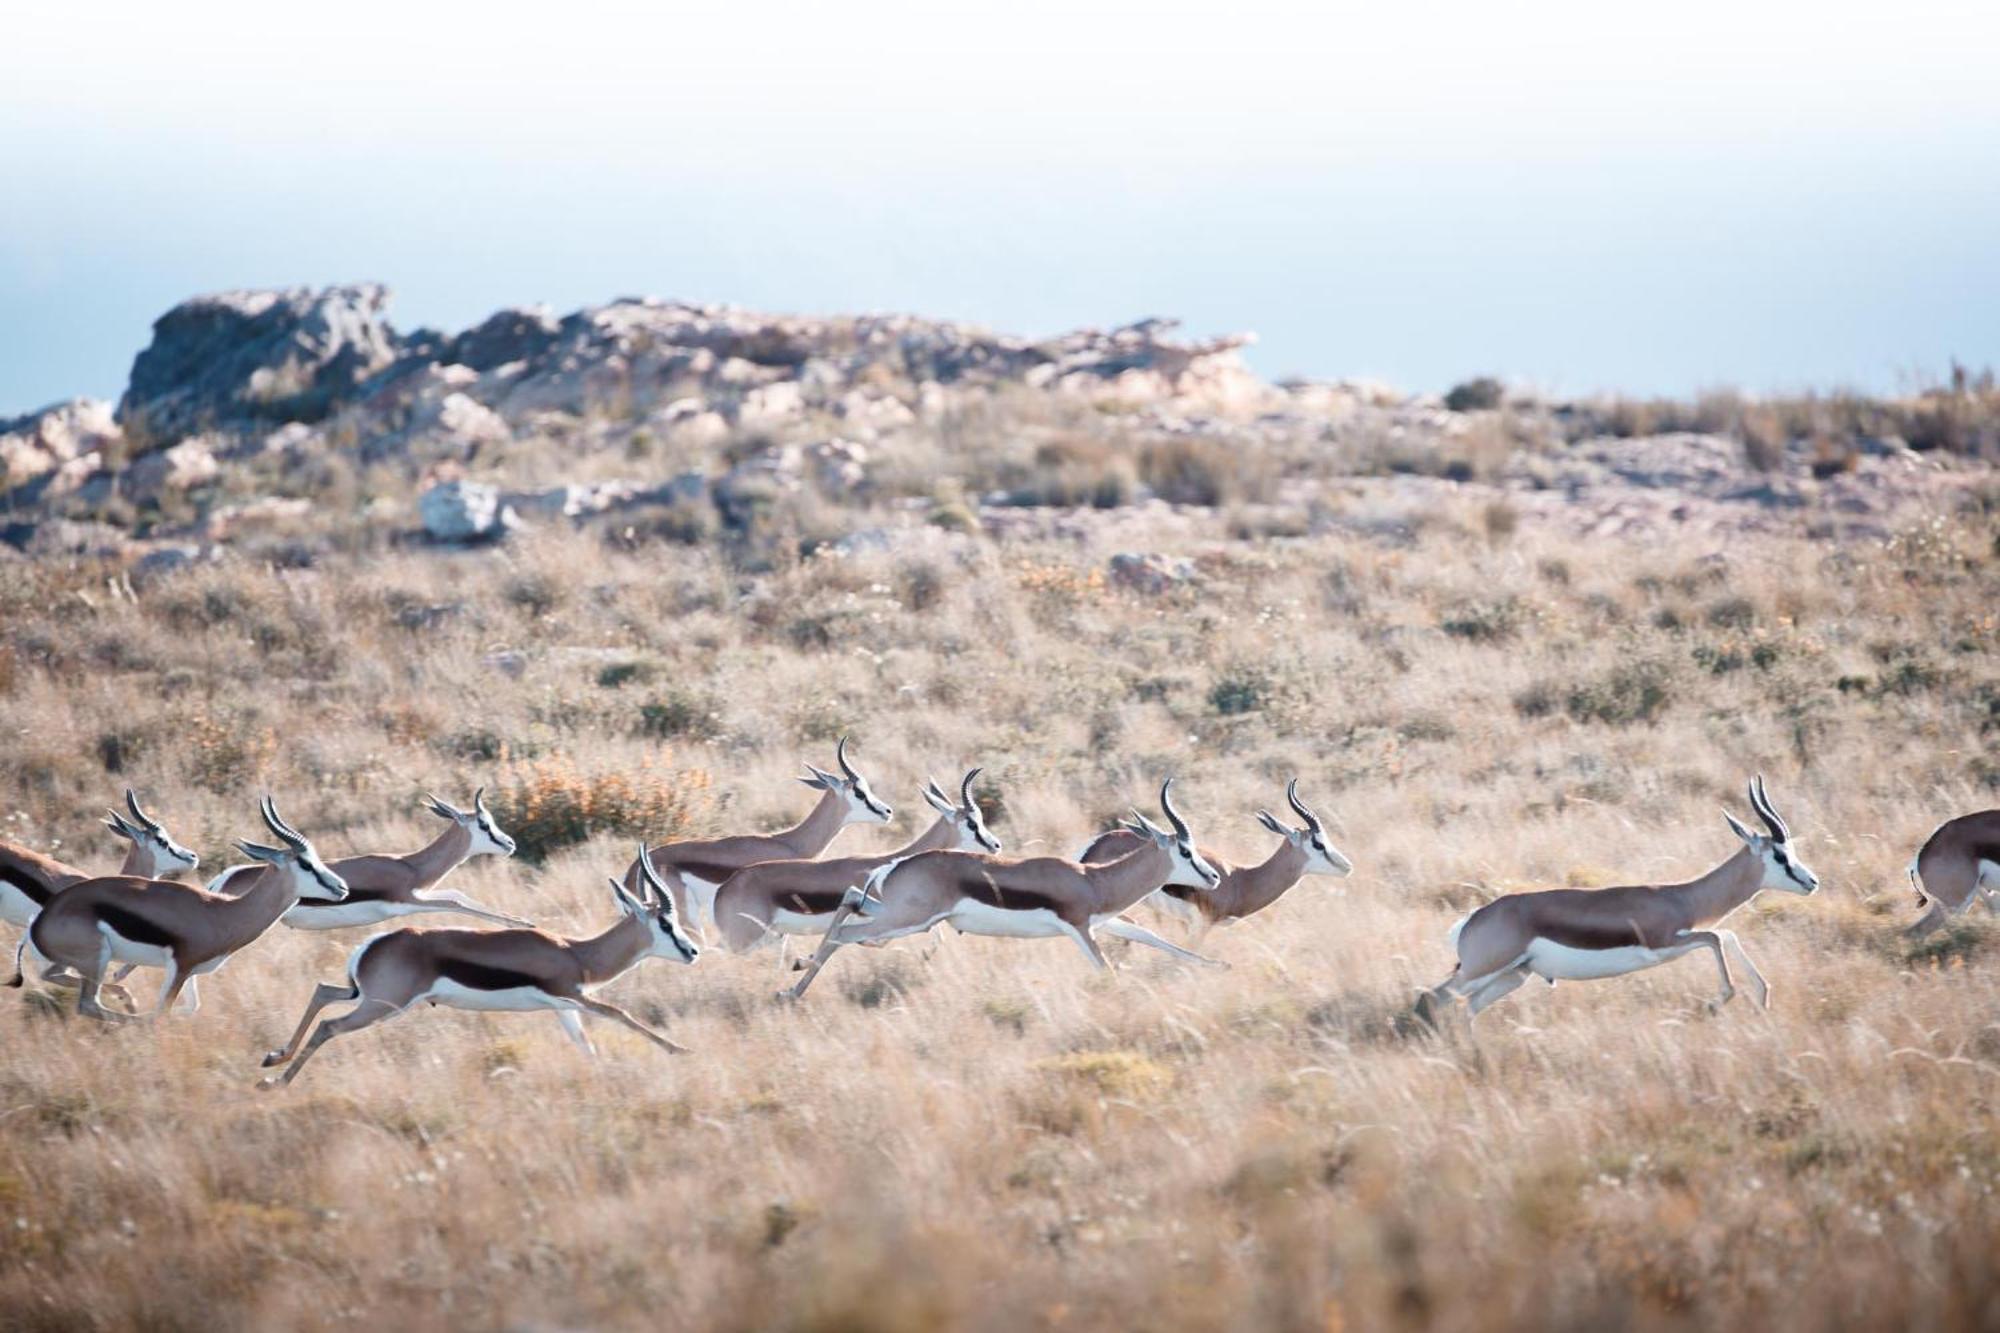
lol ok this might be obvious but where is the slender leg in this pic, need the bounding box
[1714,929,1770,1009]
[152,960,182,1017]
[76,937,132,1024]
[1465,966,1531,1016]
[1097,917,1227,968]
[262,982,361,1066]
[1061,920,1112,971]
[176,976,201,1014]
[556,1008,596,1056]
[1903,899,1951,938]
[410,891,534,928]
[783,887,867,1001]
[574,996,688,1054]
[1680,930,1736,1010]
[259,998,403,1089]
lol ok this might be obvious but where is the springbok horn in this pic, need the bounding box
[1286,778,1322,832]
[635,844,671,909]
[125,789,163,832]
[836,735,859,782]
[1749,775,1789,842]
[1159,778,1192,842]
[474,786,489,817]
[262,797,309,851]
[960,767,982,812]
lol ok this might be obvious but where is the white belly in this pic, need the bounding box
[1,883,41,928]
[423,979,572,1013]
[949,900,1066,939]
[97,923,174,968]
[1524,937,1695,981]
[283,899,424,930]
[770,908,840,936]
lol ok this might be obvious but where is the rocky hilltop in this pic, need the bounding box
[1,284,1992,570]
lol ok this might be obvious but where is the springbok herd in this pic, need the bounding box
[2,738,1996,1088]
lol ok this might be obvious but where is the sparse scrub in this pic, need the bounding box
[488,750,713,862]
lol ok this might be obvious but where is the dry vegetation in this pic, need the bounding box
[1,480,1998,1330]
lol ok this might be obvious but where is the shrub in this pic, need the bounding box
[1139,437,1275,506]
[1209,668,1270,717]
[1440,597,1521,643]
[638,689,723,741]
[488,751,713,863]
[1564,661,1673,726]
[1444,377,1505,412]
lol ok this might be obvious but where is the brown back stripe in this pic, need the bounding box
[1528,917,1665,951]
[98,902,178,948]
[779,888,850,917]
[957,877,1066,916]
[438,958,544,992]
[0,863,53,908]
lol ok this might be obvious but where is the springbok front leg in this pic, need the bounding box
[259,997,404,1089]
[1061,918,1112,971]
[1098,917,1227,968]
[556,1008,597,1056]
[1714,928,1771,1009]
[262,982,360,1068]
[1680,930,1737,1011]
[1465,965,1532,1016]
[76,937,134,1024]
[783,886,868,1001]
[574,996,688,1054]
[410,890,534,928]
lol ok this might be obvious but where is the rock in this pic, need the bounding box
[198,496,314,541]
[119,284,401,441]
[805,438,869,494]
[121,437,220,503]
[445,306,562,372]
[0,398,121,487]
[129,543,216,587]
[420,479,518,542]
[1109,551,1198,595]
[735,379,805,431]
[6,519,133,559]
[503,480,640,520]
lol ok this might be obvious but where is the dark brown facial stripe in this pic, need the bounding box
[0,864,53,907]
[438,958,544,991]
[97,903,177,948]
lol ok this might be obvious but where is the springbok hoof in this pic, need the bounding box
[255,1076,282,1091]
[260,1050,284,1068]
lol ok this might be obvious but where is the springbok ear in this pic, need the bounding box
[1722,810,1760,845]
[237,839,289,865]
[422,793,459,821]
[104,814,136,841]
[922,780,956,815]
[607,876,644,916]
[799,765,836,791]
[1255,810,1292,838]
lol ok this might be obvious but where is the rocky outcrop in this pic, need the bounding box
[119,284,401,441]
[0,398,121,487]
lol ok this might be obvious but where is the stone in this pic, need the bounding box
[0,398,121,487]
[122,438,220,503]
[420,479,518,542]
[1108,551,1198,595]
[119,284,401,441]
[129,544,215,587]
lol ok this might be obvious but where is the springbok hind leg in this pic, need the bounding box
[259,998,404,1089]
[261,982,360,1067]
[1465,966,1532,1017]
[1096,917,1227,968]
[1715,929,1770,1009]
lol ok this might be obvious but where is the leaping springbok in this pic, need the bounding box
[784,778,1221,1000]
[709,769,999,960]
[1081,778,1352,961]
[1,789,199,931]
[213,789,528,930]
[15,798,347,1021]
[258,846,699,1088]
[1415,776,1818,1025]
[1904,808,2000,937]
[621,736,891,938]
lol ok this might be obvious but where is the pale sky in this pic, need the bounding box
[2,0,1996,414]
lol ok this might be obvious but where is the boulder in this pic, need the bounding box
[445,306,562,372]
[119,284,402,441]
[419,479,518,542]
[0,398,121,487]
[129,543,217,587]
[122,437,220,503]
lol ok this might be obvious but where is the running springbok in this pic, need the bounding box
[710,769,999,959]
[1081,778,1352,960]
[258,846,699,1088]
[784,779,1221,1000]
[1,789,199,930]
[1905,808,2000,937]
[213,789,527,930]
[1415,776,1818,1024]
[621,736,891,937]
[16,798,347,1021]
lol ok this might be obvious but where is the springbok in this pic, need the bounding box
[1904,808,2000,937]
[258,846,699,1088]
[710,769,999,959]
[621,735,891,937]
[1081,778,1352,960]
[15,798,347,1021]
[1415,776,1818,1024]
[213,789,527,930]
[784,778,1221,1000]
[1,789,199,930]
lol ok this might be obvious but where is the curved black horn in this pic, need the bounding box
[836,735,859,782]
[125,788,163,832]
[474,786,489,816]
[1159,778,1191,841]
[1285,778,1322,832]
[635,844,670,908]
[261,797,308,851]
[1749,774,1789,841]
[960,767,982,812]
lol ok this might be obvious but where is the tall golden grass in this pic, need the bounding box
[0,496,1995,1329]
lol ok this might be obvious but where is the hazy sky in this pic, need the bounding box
[2,0,1996,415]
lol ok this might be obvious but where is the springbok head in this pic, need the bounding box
[237,797,348,903]
[922,767,1001,854]
[103,788,199,876]
[1125,778,1221,891]
[423,787,517,859]
[1254,779,1353,879]
[800,735,892,827]
[1722,774,1818,895]
[615,845,700,964]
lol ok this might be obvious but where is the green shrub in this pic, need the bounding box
[1444,377,1505,412]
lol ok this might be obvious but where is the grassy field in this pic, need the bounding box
[1,489,1997,1330]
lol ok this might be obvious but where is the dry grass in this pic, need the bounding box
[1,494,1998,1330]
